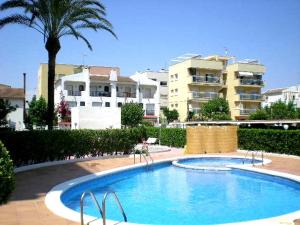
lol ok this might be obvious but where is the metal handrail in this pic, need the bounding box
[80,191,103,225]
[243,150,264,166]
[102,191,127,225]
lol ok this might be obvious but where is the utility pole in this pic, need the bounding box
[23,73,26,124]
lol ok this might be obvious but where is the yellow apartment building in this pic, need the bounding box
[37,63,120,100]
[168,55,265,121]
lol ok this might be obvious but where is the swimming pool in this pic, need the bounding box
[46,157,300,225]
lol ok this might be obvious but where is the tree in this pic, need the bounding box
[200,98,231,121]
[121,103,144,128]
[265,100,297,120]
[249,100,298,120]
[56,93,71,122]
[0,0,116,129]
[0,99,16,126]
[28,96,48,127]
[163,108,179,123]
[249,109,269,120]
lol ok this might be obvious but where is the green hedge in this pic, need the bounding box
[0,140,15,204]
[145,127,186,148]
[0,127,145,167]
[238,128,300,156]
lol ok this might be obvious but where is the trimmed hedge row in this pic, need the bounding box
[0,127,146,167]
[238,128,300,156]
[145,127,186,148]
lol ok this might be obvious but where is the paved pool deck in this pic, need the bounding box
[0,149,300,225]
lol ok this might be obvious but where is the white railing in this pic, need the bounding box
[240,79,263,86]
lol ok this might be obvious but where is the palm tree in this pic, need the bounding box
[0,0,116,129]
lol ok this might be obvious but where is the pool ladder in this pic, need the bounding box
[80,190,127,225]
[243,150,264,166]
[133,149,154,170]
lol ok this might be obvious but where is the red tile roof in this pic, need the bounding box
[0,87,25,99]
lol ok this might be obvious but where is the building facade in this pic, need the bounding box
[0,84,25,130]
[37,63,120,101]
[168,55,265,121]
[263,85,300,108]
[138,70,168,110]
[54,67,160,125]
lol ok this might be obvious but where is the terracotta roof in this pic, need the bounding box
[89,66,120,76]
[0,87,24,99]
[90,75,136,83]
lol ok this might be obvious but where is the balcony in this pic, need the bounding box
[239,108,257,115]
[190,76,222,85]
[117,92,136,98]
[238,93,262,101]
[239,79,264,86]
[67,90,81,96]
[142,93,155,99]
[145,109,155,116]
[190,92,219,101]
[191,108,201,114]
[90,91,111,97]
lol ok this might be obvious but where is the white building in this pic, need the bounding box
[263,84,300,108]
[54,67,160,128]
[137,69,168,109]
[0,84,24,130]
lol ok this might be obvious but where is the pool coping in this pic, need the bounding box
[45,155,300,225]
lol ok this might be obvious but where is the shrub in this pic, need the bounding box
[163,108,179,123]
[249,109,269,120]
[0,140,15,204]
[145,127,186,147]
[0,127,145,167]
[121,103,144,127]
[200,98,231,121]
[238,128,300,156]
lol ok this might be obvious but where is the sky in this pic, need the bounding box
[0,0,300,99]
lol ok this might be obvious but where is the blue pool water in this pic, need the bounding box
[61,161,300,225]
[177,157,262,167]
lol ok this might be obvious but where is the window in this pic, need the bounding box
[104,86,109,92]
[171,104,174,107]
[160,81,167,86]
[118,102,122,107]
[92,102,102,107]
[189,68,197,75]
[105,102,110,107]
[116,86,119,92]
[175,74,178,80]
[171,75,174,79]
[67,101,77,107]
[79,85,84,91]
[80,101,85,106]
[146,104,155,115]
[175,103,178,107]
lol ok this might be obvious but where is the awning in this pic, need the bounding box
[239,71,253,77]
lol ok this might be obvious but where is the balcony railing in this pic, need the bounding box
[240,108,257,115]
[239,93,262,101]
[142,93,154,99]
[90,91,111,97]
[145,109,155,116]
[240,79,263,86]
[117,92,136,98]
[191,76,221,84]
[67,90,81,96]
[191,92,219,100]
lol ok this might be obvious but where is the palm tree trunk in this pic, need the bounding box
[45,37,61,130]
